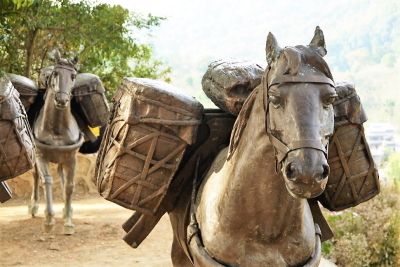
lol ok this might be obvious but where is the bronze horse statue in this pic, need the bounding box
[28,50,83,235]
[169,27,337,266]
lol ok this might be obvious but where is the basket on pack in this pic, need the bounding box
[318,81,379,211]
[0,76,35,181]
[5,73,38,112]
[96,78,204,216]
[72,73,110,127]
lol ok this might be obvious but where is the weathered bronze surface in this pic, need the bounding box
[71,73,110,128]
[202,59,265,115]
[0,76,35,182]
[318,81,380,211]
[120,109,236,248]
[95,27,379,266]
[5,73,38,112]
[169,26,336,267]
[28,50,83,235]
[95,78,204,216]
[0,181,12,203]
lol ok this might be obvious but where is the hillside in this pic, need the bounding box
[102,0,400,129]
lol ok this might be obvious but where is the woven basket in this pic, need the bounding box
[96,78,203,216]
[5,73,38,112]
[72,73,110,127]
[0,76,35,181]
[318,81,379,211]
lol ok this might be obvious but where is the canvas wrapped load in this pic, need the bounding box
[96,78,204,216]
[0,76,35,181]
[202,58,265,116]
[318,81,380,211]
[72,73,110,127]
[5,73,38,112]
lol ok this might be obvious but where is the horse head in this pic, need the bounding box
[48,50,78,109]
[265,26,337,198]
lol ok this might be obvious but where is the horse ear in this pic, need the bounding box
[71,54,78,65]
[309,26,327,57]
[266,32,282,66]
[54,49,61,61]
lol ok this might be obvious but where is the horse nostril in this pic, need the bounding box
[318,164,330,181]
[285,162,297,181]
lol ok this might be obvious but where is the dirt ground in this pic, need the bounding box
[1,194,337,267]
[0,194,173,267]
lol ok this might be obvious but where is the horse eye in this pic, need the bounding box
[269,95,282,108]
[324,94,337,108]
[71,74,76,80]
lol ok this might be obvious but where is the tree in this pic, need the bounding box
[0,0,170,99]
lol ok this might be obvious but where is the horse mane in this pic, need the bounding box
[227,86,259,161]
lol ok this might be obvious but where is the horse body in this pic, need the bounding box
[170,27,336,267]
[28,51,82,235]
[195,94,315,266]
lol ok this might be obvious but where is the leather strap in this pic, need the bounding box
[264,70,331,172]
[268,75,335,89]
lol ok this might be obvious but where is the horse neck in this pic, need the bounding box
[224,88,310,228]
[35,89,79,144]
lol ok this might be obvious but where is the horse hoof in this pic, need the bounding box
[63,225,75,235]
[28,204,39,215]
[43,223,55,233]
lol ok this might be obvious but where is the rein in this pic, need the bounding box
[264,69,335,173]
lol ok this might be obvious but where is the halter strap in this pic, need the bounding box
[54,64,76,72]
[268,75,335,89]
[264,70,333,173]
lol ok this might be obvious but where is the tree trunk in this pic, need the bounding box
[24,28,39,78]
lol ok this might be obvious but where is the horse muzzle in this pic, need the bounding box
[54,91,71,109]
[282,149,329,198]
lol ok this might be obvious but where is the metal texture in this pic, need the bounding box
[5,73,38,112]
[0,181,12,203]
[72,73,110,128]
[318,81,379,211]
[29,50,82,235]
[0,76,35,181]
[95,78,204,216]
[120,110,236,248]
[169,27,335,267]
[202,58,265,115]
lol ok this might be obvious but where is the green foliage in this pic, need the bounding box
[0,0,170,100]
[387,153,400,182]
[323,184,400,266]
[12,0,34,9]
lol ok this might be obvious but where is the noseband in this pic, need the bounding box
[264,70,335,173]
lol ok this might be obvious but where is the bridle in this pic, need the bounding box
[264,68,336,174]
[45,63,76,102]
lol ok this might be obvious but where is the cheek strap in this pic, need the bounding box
[264,72,334,174]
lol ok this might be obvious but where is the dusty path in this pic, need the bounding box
[0,195,173,267]
[0,194,336,267]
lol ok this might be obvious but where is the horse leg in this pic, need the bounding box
[58,164,66,201]
[62,157,76,235]
[28,165,40,217]
[171,235,193,267]
[36,158,56,233]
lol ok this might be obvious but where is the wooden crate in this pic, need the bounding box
[96,78,203,216]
